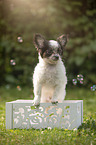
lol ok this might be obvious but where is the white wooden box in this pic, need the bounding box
[6,100,83,130]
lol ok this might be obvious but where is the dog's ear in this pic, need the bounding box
[57,34,68,50]
[33,34,46,51]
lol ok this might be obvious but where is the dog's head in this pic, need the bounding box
[33,34,68,64]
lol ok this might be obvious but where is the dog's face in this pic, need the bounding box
[34,34,67,64]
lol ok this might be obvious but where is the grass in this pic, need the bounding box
[0,86,96,145]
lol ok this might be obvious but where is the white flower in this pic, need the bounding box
[73,128,77,131]
[48,127,52,130]
[41,131,44,134]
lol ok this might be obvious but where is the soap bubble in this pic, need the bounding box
[17,36,23,43]
[77,74,84,84]
[90,85,96,91]
[79,80,83,84]
[72,74,84,85]
[17,86,21,91]
[72,79,77,85]
[77,74,83,81]
[10,59,16,65]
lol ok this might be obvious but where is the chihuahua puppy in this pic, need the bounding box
[33,34,67,106]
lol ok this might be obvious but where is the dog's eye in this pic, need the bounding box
[46,50,52,56]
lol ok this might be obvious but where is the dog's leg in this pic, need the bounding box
[58,85,66,102]
[51,85,61,103]
[33,84,42,106]
[51,84,66,103]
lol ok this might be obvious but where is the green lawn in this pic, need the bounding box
[0,87,96,145]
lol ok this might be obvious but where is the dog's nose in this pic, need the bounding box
[55,55,59,60]
[53,55,59,61]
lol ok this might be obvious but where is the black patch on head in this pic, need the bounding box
[33,34,68,58]
[43,41,62,58]
[33,34,49,57]
[43,49,53,58]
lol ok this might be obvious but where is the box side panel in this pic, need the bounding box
[76,102,82,128]
[72,101,83,129]
[6,103,13,129]
[63,101,83,130]
[7,100,83,130]
[13,102,83,130]
[66,103,78,130]
[81,101,83,123]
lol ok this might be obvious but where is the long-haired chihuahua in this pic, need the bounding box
[33,34,67,106]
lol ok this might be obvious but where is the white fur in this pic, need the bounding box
[33,54,67,105]
[49,40,60,49]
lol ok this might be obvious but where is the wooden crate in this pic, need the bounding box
[6,100,83,130]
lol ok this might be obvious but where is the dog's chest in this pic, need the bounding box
[41,64,59,85]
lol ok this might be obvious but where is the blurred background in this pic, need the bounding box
[0,0,96,89]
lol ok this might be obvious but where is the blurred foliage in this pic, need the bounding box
[0,0,96,87]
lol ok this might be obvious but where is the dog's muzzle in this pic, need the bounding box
[52,54,59,61]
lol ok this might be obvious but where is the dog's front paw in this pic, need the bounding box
[33,97,40,106]
[33,100,40,106]
[51,99,58,104]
